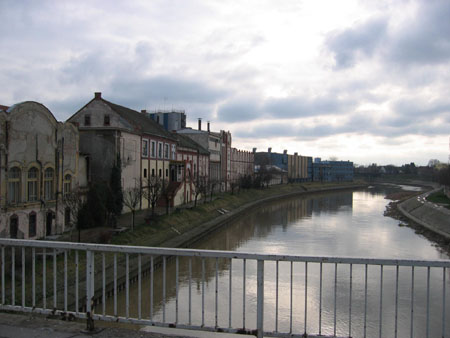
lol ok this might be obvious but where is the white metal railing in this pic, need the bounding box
[0,238,450,338]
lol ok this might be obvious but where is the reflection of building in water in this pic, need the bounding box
[197,197,314,253]
[310,191,353,214]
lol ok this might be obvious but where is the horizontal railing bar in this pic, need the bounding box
[1,239,450,267]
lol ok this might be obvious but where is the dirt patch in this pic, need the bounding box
[384,191,420,201]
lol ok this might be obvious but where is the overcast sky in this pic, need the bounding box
[1,0,449,166]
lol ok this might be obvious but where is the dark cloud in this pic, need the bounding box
[263,96,353,119]
[325,17,388,69]
[325,1,450,69]
[110,76,228,108]
[387,1,450,65]
[217,95,355,123]
[217,99,261,122]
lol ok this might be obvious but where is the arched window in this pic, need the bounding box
[27,167,38,202]
[64,174,72,195]
[44,168,54,200]
[8,167,21,204]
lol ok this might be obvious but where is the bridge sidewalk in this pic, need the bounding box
[0,312,250,338]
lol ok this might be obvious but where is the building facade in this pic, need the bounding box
[287,153,313,182]
[0,102,86,239]
[312,158,354,182]
[230,148,254,183]
[67,92,179,211]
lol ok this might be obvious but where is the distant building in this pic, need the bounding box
[287,152,313,182]
[231,148,254,183]
[0,102,87,239]
[312,158,354,182]
[148,110,186,131]
[177,119,222,185]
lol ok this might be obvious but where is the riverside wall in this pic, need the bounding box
[398,188,450,240]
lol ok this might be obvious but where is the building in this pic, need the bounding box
[148,110,186,131]
[0,102,87,239]
[287,152,313,182]
[254,149,288,185]
[312,158,354,182]
[254,148,288,172]
[171,133,209,205]
[177,119,222,184]
[67,92,179,211]
[230,148,254,183]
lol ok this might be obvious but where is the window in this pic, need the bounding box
[164,144,169,159]
[152,169,155,177]
[159,169,162,177]
[158,142,163,158]
[44,168,54,200]
[29,213,36,238]
[8,167,21,204]
[166,169,169,177]
[104,114,110,126]
[27,167,38,202]
[143,168,147,178]
[84,114,91,126]
[64,174,71,195]
[10,215,18,239]
[151,141,156,157]
[142,139,149,157]
[171,144,176,160]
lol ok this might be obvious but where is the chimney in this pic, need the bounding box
[198,118,202,131]
[141,109,147,113]
[207,121,210,132]
[294,152,298,156]
[252,148,257,153]
[268,147,272,153]
[94,92,102,100]
[283,149,287,155]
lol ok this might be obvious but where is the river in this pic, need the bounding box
[106,184,450,337]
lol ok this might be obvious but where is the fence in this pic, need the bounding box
[0,238,450,337]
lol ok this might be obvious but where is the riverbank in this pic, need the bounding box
[385,187,450,254]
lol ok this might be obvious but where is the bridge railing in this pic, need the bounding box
[0,238,449,338]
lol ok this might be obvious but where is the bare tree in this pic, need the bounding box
[209,179,218,202]
[193,175,208,207]
[123,186,142,230]
[64,188,85,242]
[230,179,239,195]
[142,176,162,216]
[160,179,173,215]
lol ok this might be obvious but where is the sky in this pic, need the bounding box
[1,0,449,166]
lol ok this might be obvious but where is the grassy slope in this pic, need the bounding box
[426,190,450,209]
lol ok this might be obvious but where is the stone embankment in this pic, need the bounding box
[398,188,450,240]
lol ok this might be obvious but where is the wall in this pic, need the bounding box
[0,102,84,239]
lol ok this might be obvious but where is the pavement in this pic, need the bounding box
[0,312,250,338]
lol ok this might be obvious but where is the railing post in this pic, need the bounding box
[86,250,95,331]
[257,259,264,338]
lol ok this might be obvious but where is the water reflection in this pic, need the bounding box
[105,186,450,337]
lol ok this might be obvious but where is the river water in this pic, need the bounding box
[106,185,450,337]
